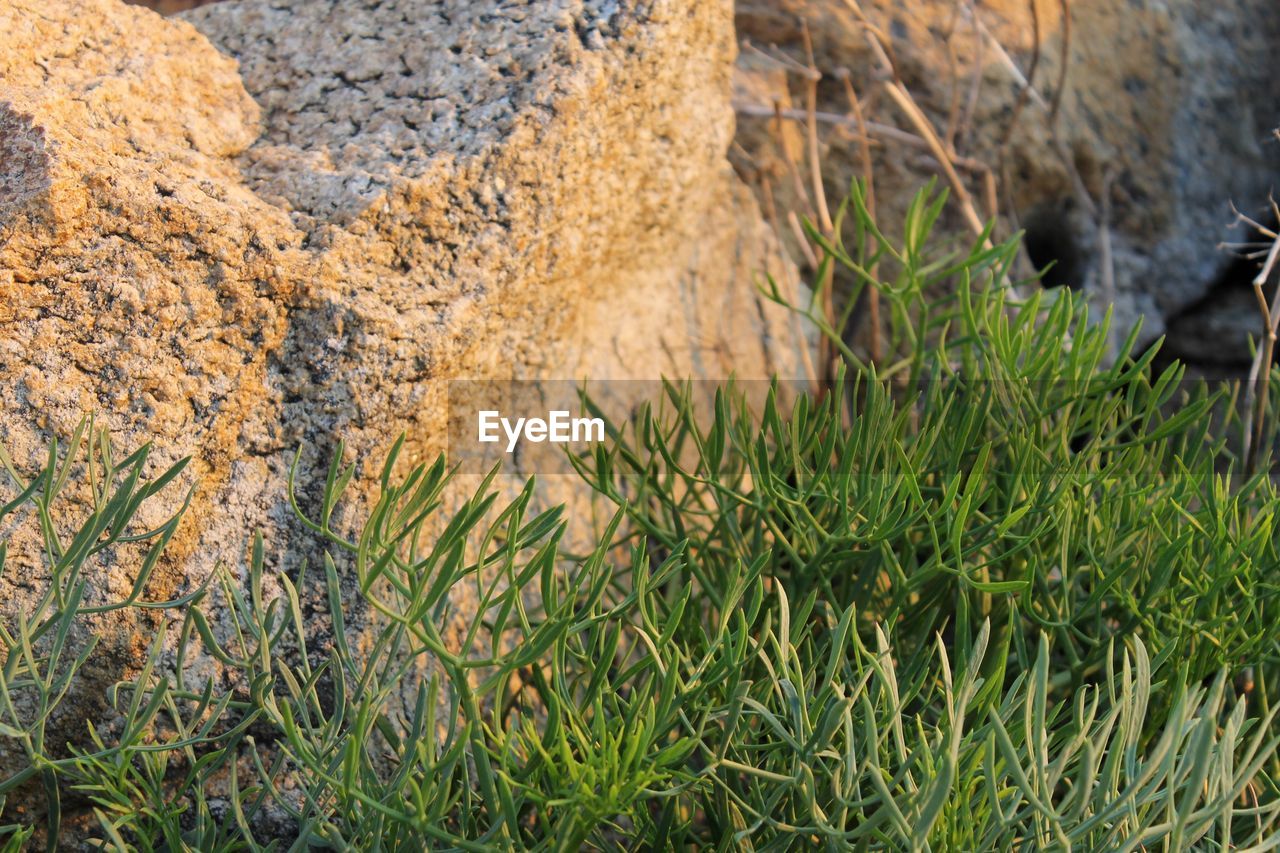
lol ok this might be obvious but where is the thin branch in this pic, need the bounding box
[995,0,1042,157]
[1098,169,1117,356]
[740,39,821,81]
[787,210,820,269]
[1048,0,1071,126]
[801,21,837,389]
[1243,199,1280,476]
[760,175,821,395]
[837,67,882,362]
[942,2,965,151]
[734,103,993,174]
[955,4,986,155]
[962,0,1095,220]
[770,102,814,220]
[838,0,989,244]
[879,73,989,241]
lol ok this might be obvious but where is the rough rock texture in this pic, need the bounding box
[177,0,805,471]
[0,0,305,743]
[0,0,806,808]
[733,0,1280,359]
[124,0,219,11]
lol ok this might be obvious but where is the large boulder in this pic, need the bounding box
[733,0,1280,361]
[0,0,806,803]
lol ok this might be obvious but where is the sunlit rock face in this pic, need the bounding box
[734,0,1280,362]
[0,0,806,809]
[124,0,219,11]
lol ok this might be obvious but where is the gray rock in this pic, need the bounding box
[733,0,1280,354]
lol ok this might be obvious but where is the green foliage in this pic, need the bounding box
[0,183,1278,850]
[0,421,207,851]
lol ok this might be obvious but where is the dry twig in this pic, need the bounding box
[800,22,838,388]
[1243,197,1280,475]
[836,67,882,361]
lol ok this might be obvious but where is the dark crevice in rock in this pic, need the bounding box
[1023,199,1088,291]
[1158,207,1280,374]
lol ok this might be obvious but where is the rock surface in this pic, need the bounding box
[0,0,806,806]
[124,0,217,11]
[733,0,1280,355]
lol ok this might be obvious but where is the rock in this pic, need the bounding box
[0,0,305,814]
[0,0,301,659]
[124,0,219,12]
[1162,278,1265,369]
[0,0,807,813]
[177,0,805,467]
[732,0,1280,355]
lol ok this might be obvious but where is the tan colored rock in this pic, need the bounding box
[0,0,302,659]
[178,0,805,470]
[0,0,307,812]
[125,0,218,11]
[0,0,807,818]
[733,0,1280,351]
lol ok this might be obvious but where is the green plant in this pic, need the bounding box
[0,183,1278,850]
[0,421,207,849]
